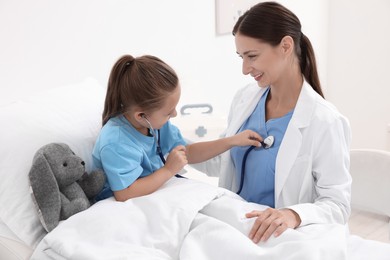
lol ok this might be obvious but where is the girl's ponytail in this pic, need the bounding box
[102,55,135,126]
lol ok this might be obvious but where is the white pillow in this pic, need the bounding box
[0,78,106,248]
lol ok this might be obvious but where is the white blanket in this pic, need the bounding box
[31,178,348,260]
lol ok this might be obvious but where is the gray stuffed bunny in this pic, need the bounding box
[29,143,106,232]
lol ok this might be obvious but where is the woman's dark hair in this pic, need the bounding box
[102,54,179,126]
[233,1,324,98]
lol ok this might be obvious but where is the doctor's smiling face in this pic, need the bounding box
[235,33,289,88]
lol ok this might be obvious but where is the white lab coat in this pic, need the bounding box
[193,80,352,227]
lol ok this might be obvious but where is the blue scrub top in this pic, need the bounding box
[92,115,186,200]
[231,87,293,207]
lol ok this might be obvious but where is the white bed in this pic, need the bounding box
[1,78,390,260]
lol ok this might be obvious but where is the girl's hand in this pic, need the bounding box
[231,130,263,147]
[164,145,187,175]
[246,208,301,243]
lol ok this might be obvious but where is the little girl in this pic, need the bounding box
[93,54,263,202]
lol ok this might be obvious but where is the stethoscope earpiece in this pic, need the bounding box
[142,115,163,158]
[141,113,184,179]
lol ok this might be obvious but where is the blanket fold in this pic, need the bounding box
[31,178,348,260]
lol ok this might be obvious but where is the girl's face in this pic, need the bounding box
[235,33,286,88]
[145,85,181,130]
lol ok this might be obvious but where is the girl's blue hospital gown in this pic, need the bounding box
[92,115,186,200]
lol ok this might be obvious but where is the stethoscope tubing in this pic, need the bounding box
[142,115,183,177]
[156,129,185,178]
[156,130,166,164]
[236,145,255,194]
[236,135,274,195]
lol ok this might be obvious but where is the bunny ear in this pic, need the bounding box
[29,151,61,232]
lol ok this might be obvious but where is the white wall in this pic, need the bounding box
[0,0,240,114]
[327,0,390,151]
[0,0,327,116]
[5,0,387,151]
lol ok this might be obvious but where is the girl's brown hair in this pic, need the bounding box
[102,54,179,126]
[233,1,324,98]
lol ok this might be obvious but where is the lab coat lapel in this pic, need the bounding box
[275,82,316,205]
[226,84,266,136]
[275,122,302,204]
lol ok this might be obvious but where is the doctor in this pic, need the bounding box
[195,2,352,243]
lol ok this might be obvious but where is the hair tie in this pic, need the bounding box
[125,57,135,66]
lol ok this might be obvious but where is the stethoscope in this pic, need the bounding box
[236,135,275,195]
[142,114,184,178]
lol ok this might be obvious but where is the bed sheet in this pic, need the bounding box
[347,234,390,260]
[30,177,356,260]
[0,219,19,240]
[0,220,33,260]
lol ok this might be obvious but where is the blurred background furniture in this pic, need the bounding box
[348,149,390,242]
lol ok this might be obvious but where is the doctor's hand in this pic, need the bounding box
[231,130,263,147]
[164,145,187,176]
[246,208,301,243]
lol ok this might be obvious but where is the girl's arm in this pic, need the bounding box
[186,129,262,164]
[113,130,261,201]
[114,145,187,201]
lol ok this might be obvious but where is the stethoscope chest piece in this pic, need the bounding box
[261,135,274,149]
